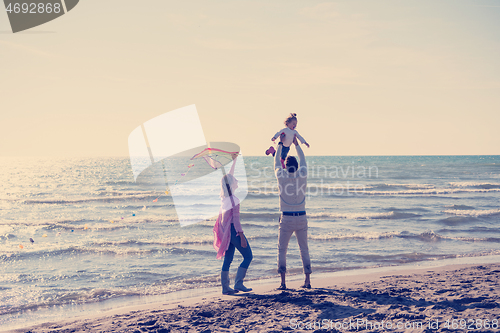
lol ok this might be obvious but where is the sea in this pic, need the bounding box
[1,155,500,330]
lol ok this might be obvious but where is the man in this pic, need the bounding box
[275,133,311,290]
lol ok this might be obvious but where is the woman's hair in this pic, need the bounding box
[284,113,297,125]
[221,174,235,197]
[285,156,299,173]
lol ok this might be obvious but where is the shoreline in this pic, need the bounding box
[4,255,500,332]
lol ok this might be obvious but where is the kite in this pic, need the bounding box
[146,147,240,207]
[150,149,238,202]
[191,148,238,169]
[190,148,239,175]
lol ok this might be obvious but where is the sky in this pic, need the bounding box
[0,0,499,156]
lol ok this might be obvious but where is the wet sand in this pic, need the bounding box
[7,263,500,332]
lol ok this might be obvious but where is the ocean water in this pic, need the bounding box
[1,155,500,329]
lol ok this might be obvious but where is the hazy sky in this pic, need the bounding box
[1,0,499,156]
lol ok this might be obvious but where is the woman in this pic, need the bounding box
[213,154,253,295]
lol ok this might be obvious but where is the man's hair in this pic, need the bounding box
[285,156,298,173]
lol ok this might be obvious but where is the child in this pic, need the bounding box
[269,113,309,166]
[213,154,253,295]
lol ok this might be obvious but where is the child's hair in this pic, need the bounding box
[284,113,297,125]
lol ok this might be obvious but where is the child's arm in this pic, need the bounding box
[295,131,309,147]
[228,153,238,175]
[272,129,285,141]
[296,144,307,176]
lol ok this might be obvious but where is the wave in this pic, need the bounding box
[444,204,475,210]
[96,190,156,197]
[47,224,130,232]
[438,227,500,234]
[246,190,279,197]
[104,181,135,185]
[0,218,91,227]
[369,183,436,190]
[452,237,500,243]
[310,230,500,243]
[240,211,420,220]
[437,216,478,226]
[362,188,500,196]
[23,193,165,205]
[350,250,500,265]
[310,231,401,241]
[449,182,500,189]
[312,230,445,242]
[443,208,500,218]
[404,231,500,244]
[0,288,143,316]
[385,206,431,212]
[240,212,280,220]
[93,238,214,247]
[356,252,458,264]
[307,211,420,220]
[1,242,215,261]
[5,190,170,204]
[0,271,224,318]
[249,185,500,197]
[0,215,180,228]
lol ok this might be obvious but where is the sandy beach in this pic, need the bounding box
[6,262,499,333]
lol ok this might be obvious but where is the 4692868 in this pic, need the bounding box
[444,318,498,330]
[5,2,62,14]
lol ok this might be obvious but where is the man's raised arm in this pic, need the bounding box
[293,135,307,176]
[296,144,307,169]
[275,144,283,171]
